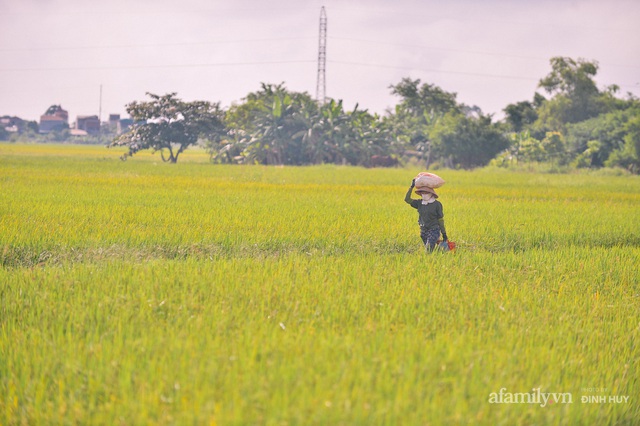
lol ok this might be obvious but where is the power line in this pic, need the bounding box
[0,6,322,18]
[329,36,640,70]
[330,36,548,62]
[0,37,316,52]
[0,60,316,73]
[2,32,637,72]
[328,60,640,91]
[328,60,540,82]
[2,58,636,92]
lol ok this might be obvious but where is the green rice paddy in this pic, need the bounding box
[1,143,639,425]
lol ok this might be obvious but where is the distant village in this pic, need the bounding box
[0,105,133,141]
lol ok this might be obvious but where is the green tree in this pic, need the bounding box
[111,93,226,163]
[297,99,351,165]
[387,77,511,169]
[539,58,599,98]
[533,57,616,133]
[431,112,510,169]
[213,83,391,167]
[217,83,315,165]
[605,113,640,173]
[390,78,460,116]
[387,78,460,167]
[503,98,539,133]
[47,127,70,143]
[491,130,539,167]
[299,100,390,166]
[565,107,639,167]
[540,132,566,163]
[347,107,393,166]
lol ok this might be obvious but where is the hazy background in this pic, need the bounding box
[1,0,639,123]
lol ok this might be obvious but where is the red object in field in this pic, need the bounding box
[437,239,456,252]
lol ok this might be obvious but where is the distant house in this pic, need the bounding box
[76,115,100,134]
[118,118,133,134]
[107,114,121,133]
[39,105,69,134]
[105,114,137,134]
[69,128,89,137]
[1,115,25,133]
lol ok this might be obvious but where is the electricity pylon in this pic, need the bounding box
[316,6,327,105]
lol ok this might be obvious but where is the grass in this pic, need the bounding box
[1,143,639,425]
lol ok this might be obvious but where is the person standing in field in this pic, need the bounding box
[405,178,448,251]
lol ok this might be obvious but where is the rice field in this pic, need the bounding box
[1,143,639,425]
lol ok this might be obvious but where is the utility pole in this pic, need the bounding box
[98,84,103,144]
[316,6,327,105]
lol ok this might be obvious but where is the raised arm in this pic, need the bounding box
[404,179,416,204]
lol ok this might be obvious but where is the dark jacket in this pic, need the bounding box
[404,186,447,234]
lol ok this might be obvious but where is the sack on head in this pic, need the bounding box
[414,172,445,189]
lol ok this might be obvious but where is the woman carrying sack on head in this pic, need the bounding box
[404,174,448,252]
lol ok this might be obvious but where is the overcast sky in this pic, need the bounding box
[1,0,639,123]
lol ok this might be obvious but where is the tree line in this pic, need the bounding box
[108,56,639,173]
